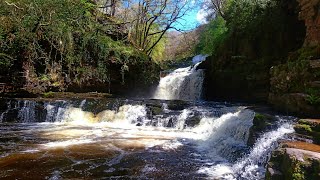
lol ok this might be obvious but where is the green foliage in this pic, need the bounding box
[0,0,157,93]
[43,91,55,98]
[151,36,167,62]
[0,53,14,69]
[254,113,266,121]
[196,16,228,55]
[305,88,320,105]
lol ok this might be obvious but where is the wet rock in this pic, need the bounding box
[266,167,283,179]
[2,109,19,123]
[184,112,202,128]
[149,106,163,116]
[185,116,201,128]
[299,119,320,131]
[266,145,320,180]
[281,141,320,152]
[167,100,189,111]
[247,113,277,146]
[167,118,174,128]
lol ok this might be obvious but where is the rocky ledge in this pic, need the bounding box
[266,119,320,179]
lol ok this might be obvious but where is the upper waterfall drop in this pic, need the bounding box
[153,55,207,101]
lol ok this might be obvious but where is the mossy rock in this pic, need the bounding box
[253,113,270,130]
[149,106,163,116]
[294,124,313,134]
[298,119,320,132]
[266,147,320,180]
[43,91,55,98]
[185,115,201,128]
[167,100,189,111]
[295,120,320,144]
[247,113,276,146]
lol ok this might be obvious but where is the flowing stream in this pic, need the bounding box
[0,56,295,179]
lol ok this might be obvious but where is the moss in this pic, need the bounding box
[305,88,320,106]
[298,119,320,131]
[292,172,304,179]
[252,113,273,130]
[255,113,266,120]
[43,91,55,98]
[295,124,313,134]
[149,106,163,116]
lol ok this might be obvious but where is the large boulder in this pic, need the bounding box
[266,142,320,180]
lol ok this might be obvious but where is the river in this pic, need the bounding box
[0,55,295,179]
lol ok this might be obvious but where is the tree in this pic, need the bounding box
[98,0,118,16]
[210,0,227,19]
[117,0,195,56]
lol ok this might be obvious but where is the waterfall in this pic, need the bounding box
[0,98,294,179]
[153,55,207,101]
[18,100,36,123]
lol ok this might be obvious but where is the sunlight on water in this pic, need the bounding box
[0,54,296,179]
[153,61,205,101]
[42,139,94,148]
[0,99,295,179]
[198,121,294,179]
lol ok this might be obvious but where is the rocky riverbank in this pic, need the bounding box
[266,119,320,179]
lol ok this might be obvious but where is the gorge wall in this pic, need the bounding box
[299,0,320,47]
[200,0,320,117]
[200,0,306,102]
[268,0,320,118]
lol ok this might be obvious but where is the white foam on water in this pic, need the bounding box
[1,98,295,180]
[42,139,94,148]
[192,54,208,64]
[18,100,36,122]
[198,122,294,179]
[153,55,205,101]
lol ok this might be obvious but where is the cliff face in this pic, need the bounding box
[268,0,320,118]
[200,0,306,103]
[299,0,320,47]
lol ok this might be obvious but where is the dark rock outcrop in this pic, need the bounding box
[299,0,320,47]
[200,0,305,103]
[247,112,277,146]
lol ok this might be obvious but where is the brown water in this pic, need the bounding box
[0,99,294,179]
[0,122,210,179]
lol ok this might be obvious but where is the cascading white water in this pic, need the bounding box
[198,119,294,180]
[153,55,207,101]
[18,100,36,123]
[0,99,295,179]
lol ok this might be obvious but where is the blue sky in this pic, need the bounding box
[171,1,210,31]
[172,7,201,31]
